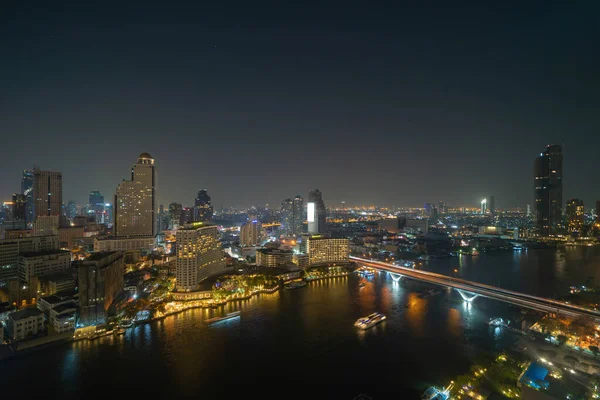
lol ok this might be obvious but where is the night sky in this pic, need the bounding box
[2,2,599,209]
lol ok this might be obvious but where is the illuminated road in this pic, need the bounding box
[350,256,600,322]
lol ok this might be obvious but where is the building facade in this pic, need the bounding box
[306,236,349,266]
[0,235,59,283]
[240,220,261,246]
[280,199,293,235]
[534,144,563,236]
[565,198,584,234]
[194,189,213,222]
[93,237,155,253]
[114,153,156,238]
[256,248,293,268]
[33,169,63,220]
[78,251,124,326]
[292,195,304,235]
[6,307,45,340]
[18,250,71,284]
[176,223,226,292]
[307,190,326,234]
[21,169,34,225]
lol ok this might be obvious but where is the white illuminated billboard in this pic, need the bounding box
[307,202,315,222]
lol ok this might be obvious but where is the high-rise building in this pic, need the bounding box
[489,196,495,215]
[565,199,584,234]
[292,195,304,235]
[194,189,213,222]
[33,169,63,220]
[305,236,349,267]
[78,251,124,326]
[168,203,183,229]
[21,169,34,225]
[534,145,563,236]
[114,153,156,238]
[307,189,327,234]
[437,201,448,215]
[104,203,113,226]
[480,198,487,214]
[280,199,293,235]
[256,248,293,268]
[175,223,226,292]
[0,235,59,283]
[526,204,532,217]
[240,220,261,246]
[12,193,27,222]
[596,200,600,224]
[424,203,434,216]
[88,190,105,224]
[66,201,77,220]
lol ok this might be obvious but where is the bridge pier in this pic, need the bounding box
[456,289,479,303]
[389,272,403,282]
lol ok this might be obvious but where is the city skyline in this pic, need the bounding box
[2,3,599,209]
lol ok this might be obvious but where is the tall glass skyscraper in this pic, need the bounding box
[194,189,213,222]
[292,195,304,235]
[33,168,63,219]
[89,190,105,223]
[280,198,293,235]
[21,169,34,224]
[534,144,563,236]
[307,189,326,234]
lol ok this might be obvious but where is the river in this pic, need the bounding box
[1,246,599,399]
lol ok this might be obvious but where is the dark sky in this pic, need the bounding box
[2,2,599,210]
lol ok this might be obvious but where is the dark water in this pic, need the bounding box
[2,247,599,399]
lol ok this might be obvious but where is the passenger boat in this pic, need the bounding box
[205,311,241,325]
[354,312,386,330]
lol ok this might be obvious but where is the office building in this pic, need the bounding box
[88,191,105,224]
[240,220,261,246]
[256,248,293,268]
[114,153,156,238]
[176,223,226,291]
[437,201,448,215]
[292,195,304,235]
[18,250,70,284]
[526,204,532,217]
[66,201,77,220]
[565,199,584,234]
[168,203,183,229]
[78,251,124,326]
[307,189,327,234]
[534,144,563,236]
[38,273,75,295]
[489,196,495,215]
[32,215,59,236]
[404,219,429,234]
[33,169,63,220]
[0,235,59,283]
[12,193,27,222]
[480,199,487,214]
[280,198,293,235]
[21,169,34,225]
[194,189,213,222]
[305,236,349,267]
[6,307,45,340]
[93,236,154,252]
[379,217,401,233]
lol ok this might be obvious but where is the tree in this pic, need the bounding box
[589,346,599,358]
[557,334,568,347]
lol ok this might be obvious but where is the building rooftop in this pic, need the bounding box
[138,152,153,159]
[9,307,43,321]
[257,248,293,255]
[86,251,119,261]
[180,222,216,230]
[40,295,64,305]
[18,250,70,258]
[53,302,77,314]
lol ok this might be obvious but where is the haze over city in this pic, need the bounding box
[2,2,599,208]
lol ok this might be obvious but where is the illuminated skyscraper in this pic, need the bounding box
[194,189,213,222]
[489,196,495,215]
[21,169,34,224]
[534,145,563,236]
[292,195,304,235]
[240,220,261,246]
[565,198,584,234]
[307,190,326,234]
[11,193,27,222]
[33,169,62,220]
[114,153,156,238]
[88,190,105,223]
[280,199,293,235]
[480,198,487,214]
[176,223,226,291]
